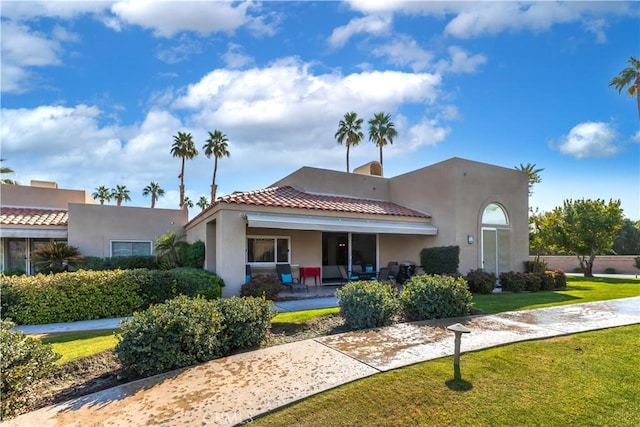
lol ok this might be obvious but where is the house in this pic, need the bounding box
[0,180,187,274]
[1,158,528,296]
[185,157,529,297]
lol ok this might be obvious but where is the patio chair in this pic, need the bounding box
[378,267,390,281]
[338,265,359,283]
[245,264,252,283]
[389,264,400,282]
[276,263,308,292]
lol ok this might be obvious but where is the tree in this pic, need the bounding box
[111,185,131,206]
[609,56,640,118]
[335,112,364,173]
[203,130,230,202]
[368,112,397,167]
[92,186,112,205]
[612,218,640,255]
[515,163,544,196]
[170,131,198,208]
[183,196,194,209]
[31,242,84,273]
[142,182,165,208]
[542,199,624,277]
[0,159,18,185]
[197,196,210,211]
[154,231,188,268]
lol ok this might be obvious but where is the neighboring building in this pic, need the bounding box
[0,158,529,296]
[186,157,529,297]
[0,181,187,274]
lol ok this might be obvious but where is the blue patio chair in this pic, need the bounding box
[276,263,308,292]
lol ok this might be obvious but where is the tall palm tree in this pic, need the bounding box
[368,112,398,167]
[197,196,210,211]
[92,186,112,205]
[515,163,544,196]
[0,159,18,185]
[170,131,198,208]
[183,196,194,209]
[142,182,165,208]
[335,112,364,173]
[609,56,640,118]
[111,185,131,206]
[203,130,230,202]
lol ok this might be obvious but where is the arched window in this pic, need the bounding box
[482,203,508,225]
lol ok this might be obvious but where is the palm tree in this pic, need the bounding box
[368,112,398,167]
[154,231,188,268]
[335,112,364,173]
[92,186,112,205]
[609,56,640,118]
[1,159,18,185]
[196,196,210,211]
[170,131,198,208]
[142,182,165,208]
[31,242,84,273]
[515,163,544,196]
[183,196,194,209]
[203,130,230,202]
[111,185,131,206]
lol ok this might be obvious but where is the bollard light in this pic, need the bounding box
[447,323,471,369]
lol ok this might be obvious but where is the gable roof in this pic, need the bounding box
[0,207,68,227]
[216,186,430,218]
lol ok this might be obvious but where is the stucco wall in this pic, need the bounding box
[68,204,187,257]
[0,183,94,209]
[530,255,639,275]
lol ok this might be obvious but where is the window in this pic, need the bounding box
[247,237,289,263]
[111,241,152,257]
[482,203,508,225]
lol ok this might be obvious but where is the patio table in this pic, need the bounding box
[300,267,321,286]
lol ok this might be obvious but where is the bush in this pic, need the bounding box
[168,268,223,300]
[337,281,399,329]
[0,319,60,419]
[524,260,547,273]
[399,275,472,321]
[420,246,460,275]
[182,241,205,269]
[116,295,273,375]
[77,256,159,271]
[539,272,555,291]
[523,273,542,292]
[553,269,567,289]
[499,272,525,292]
[465,269,496,294]
[241,274,284,300]
[603,267,617,274]
[0,268,25,277]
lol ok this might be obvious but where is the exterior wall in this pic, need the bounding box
[530,255,640,275]
[68,204,187,258]
[0,183,94,208]
[271,166,390,200]
[389,158,529,274]
[214,209,247,298]
[378,234,433,268]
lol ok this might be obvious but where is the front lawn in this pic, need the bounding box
[253,325,640,426]
[40,329,120,364]
[473,276,640,314]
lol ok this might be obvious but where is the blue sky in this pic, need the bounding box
[1,1,639,220]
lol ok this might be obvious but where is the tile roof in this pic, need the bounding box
[218,186,430,218]
[0,208,68,227]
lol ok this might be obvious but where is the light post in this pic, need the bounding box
[447,322,471,380]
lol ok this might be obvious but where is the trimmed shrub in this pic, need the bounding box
[77,256,159,271]
[420,246,460,275]
[168,268,223,300]
[241,274,284,300]
[554,269,567,289]
[399,275,472,321]
[0,268,25,277]
[465,269,496,294]
[539,272,555,291]
[116,295,273,375]
[1,319,60,419]
[499,272,525,292]
[336,281,399,330]
[182,241,205,269]
[523,272,542,292]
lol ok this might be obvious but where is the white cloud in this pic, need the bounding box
[405,117,451,150]
[111,0,255,37]
[328,14,392,48]
[0,1,111,20]
[556,122,621,159]
[630,130,640,143]
[371,35,433,72]
[221,43,254,69]
[435,46,487,74]
[156,35,203,64]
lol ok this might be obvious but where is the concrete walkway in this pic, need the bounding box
[5,297,639,426]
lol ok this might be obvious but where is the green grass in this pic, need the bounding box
[40,329,120,364]
[271,307,339,324]
[253,325,640,427]
[473,276,640,314]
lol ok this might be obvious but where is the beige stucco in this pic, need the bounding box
[68,204,187,258]
[0,183,95,209]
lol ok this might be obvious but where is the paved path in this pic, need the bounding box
[5,297,639,426]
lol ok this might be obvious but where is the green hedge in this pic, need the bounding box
[336,281,399,329]
[420,246,460,275]
[399,274,472,321]
[1,269,224,325]
[116,295,273,375]
[77,256,160,271]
